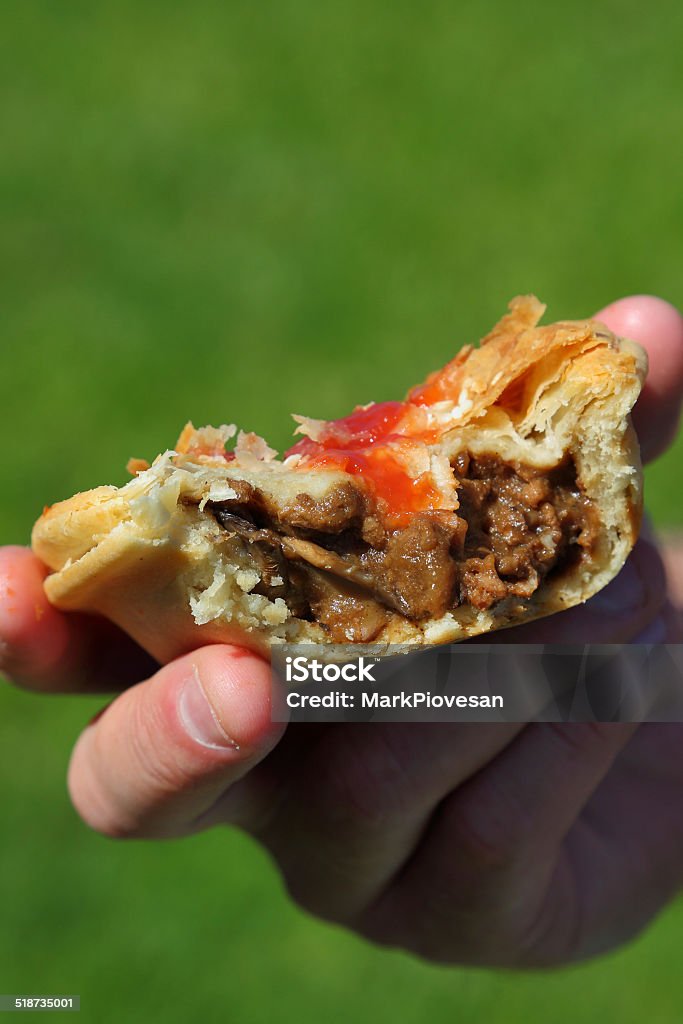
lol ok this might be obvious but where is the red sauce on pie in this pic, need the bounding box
[285,399,450,522]
[406,345,472,406]
[289,401,417,453]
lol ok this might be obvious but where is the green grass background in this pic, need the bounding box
[2,1,683,1019]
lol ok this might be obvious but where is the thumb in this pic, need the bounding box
[67,645,285,839]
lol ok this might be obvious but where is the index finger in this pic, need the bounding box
[595,295,683,463]
[0,546,158,693]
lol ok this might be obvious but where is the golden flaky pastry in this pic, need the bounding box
[32,297,646,662]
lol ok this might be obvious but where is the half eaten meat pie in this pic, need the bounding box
[32,296,646,661]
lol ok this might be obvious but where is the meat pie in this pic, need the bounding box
[31,296,646,661]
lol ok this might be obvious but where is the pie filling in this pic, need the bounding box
[207,453,599,642]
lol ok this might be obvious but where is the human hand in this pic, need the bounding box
[2,295,683,967]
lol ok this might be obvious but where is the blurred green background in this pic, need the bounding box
[2,1,683,1020]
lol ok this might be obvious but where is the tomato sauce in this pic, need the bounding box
[285,398,450,521]
[406,345,472,406]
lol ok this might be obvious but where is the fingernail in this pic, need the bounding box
[178,665,238,750]
[589,557,645,614]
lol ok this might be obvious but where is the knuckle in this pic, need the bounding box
[67,754,139,840]
[128,697,186,797]
[446,786,521,870]
[66,698,187,840]
[311,728,415,831]
[544,721,623,758]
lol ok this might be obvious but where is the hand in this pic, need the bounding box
[2,296,683,967]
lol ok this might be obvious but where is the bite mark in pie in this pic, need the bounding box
[31,296,647,661]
